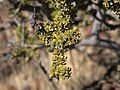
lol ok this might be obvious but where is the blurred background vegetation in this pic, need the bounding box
[0,0,120,90]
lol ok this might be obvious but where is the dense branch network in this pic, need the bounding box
[76,0,120,51]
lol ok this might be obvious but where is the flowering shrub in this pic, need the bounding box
[32,0,81,80]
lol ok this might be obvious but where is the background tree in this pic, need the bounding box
[0,0,120,90]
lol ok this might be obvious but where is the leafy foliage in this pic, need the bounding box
[12,47,40,63]
[12,0,119,81]
[33,0,81,80]
[104,0,120,18]
[33,0,120,81]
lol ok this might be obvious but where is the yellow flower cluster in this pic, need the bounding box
[36,0,81,80]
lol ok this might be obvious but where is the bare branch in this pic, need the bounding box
[0,23,13,31]
[21,20,25,47]
[87,2,120,30]
[39,62,57,90]
[76,37,120,51]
